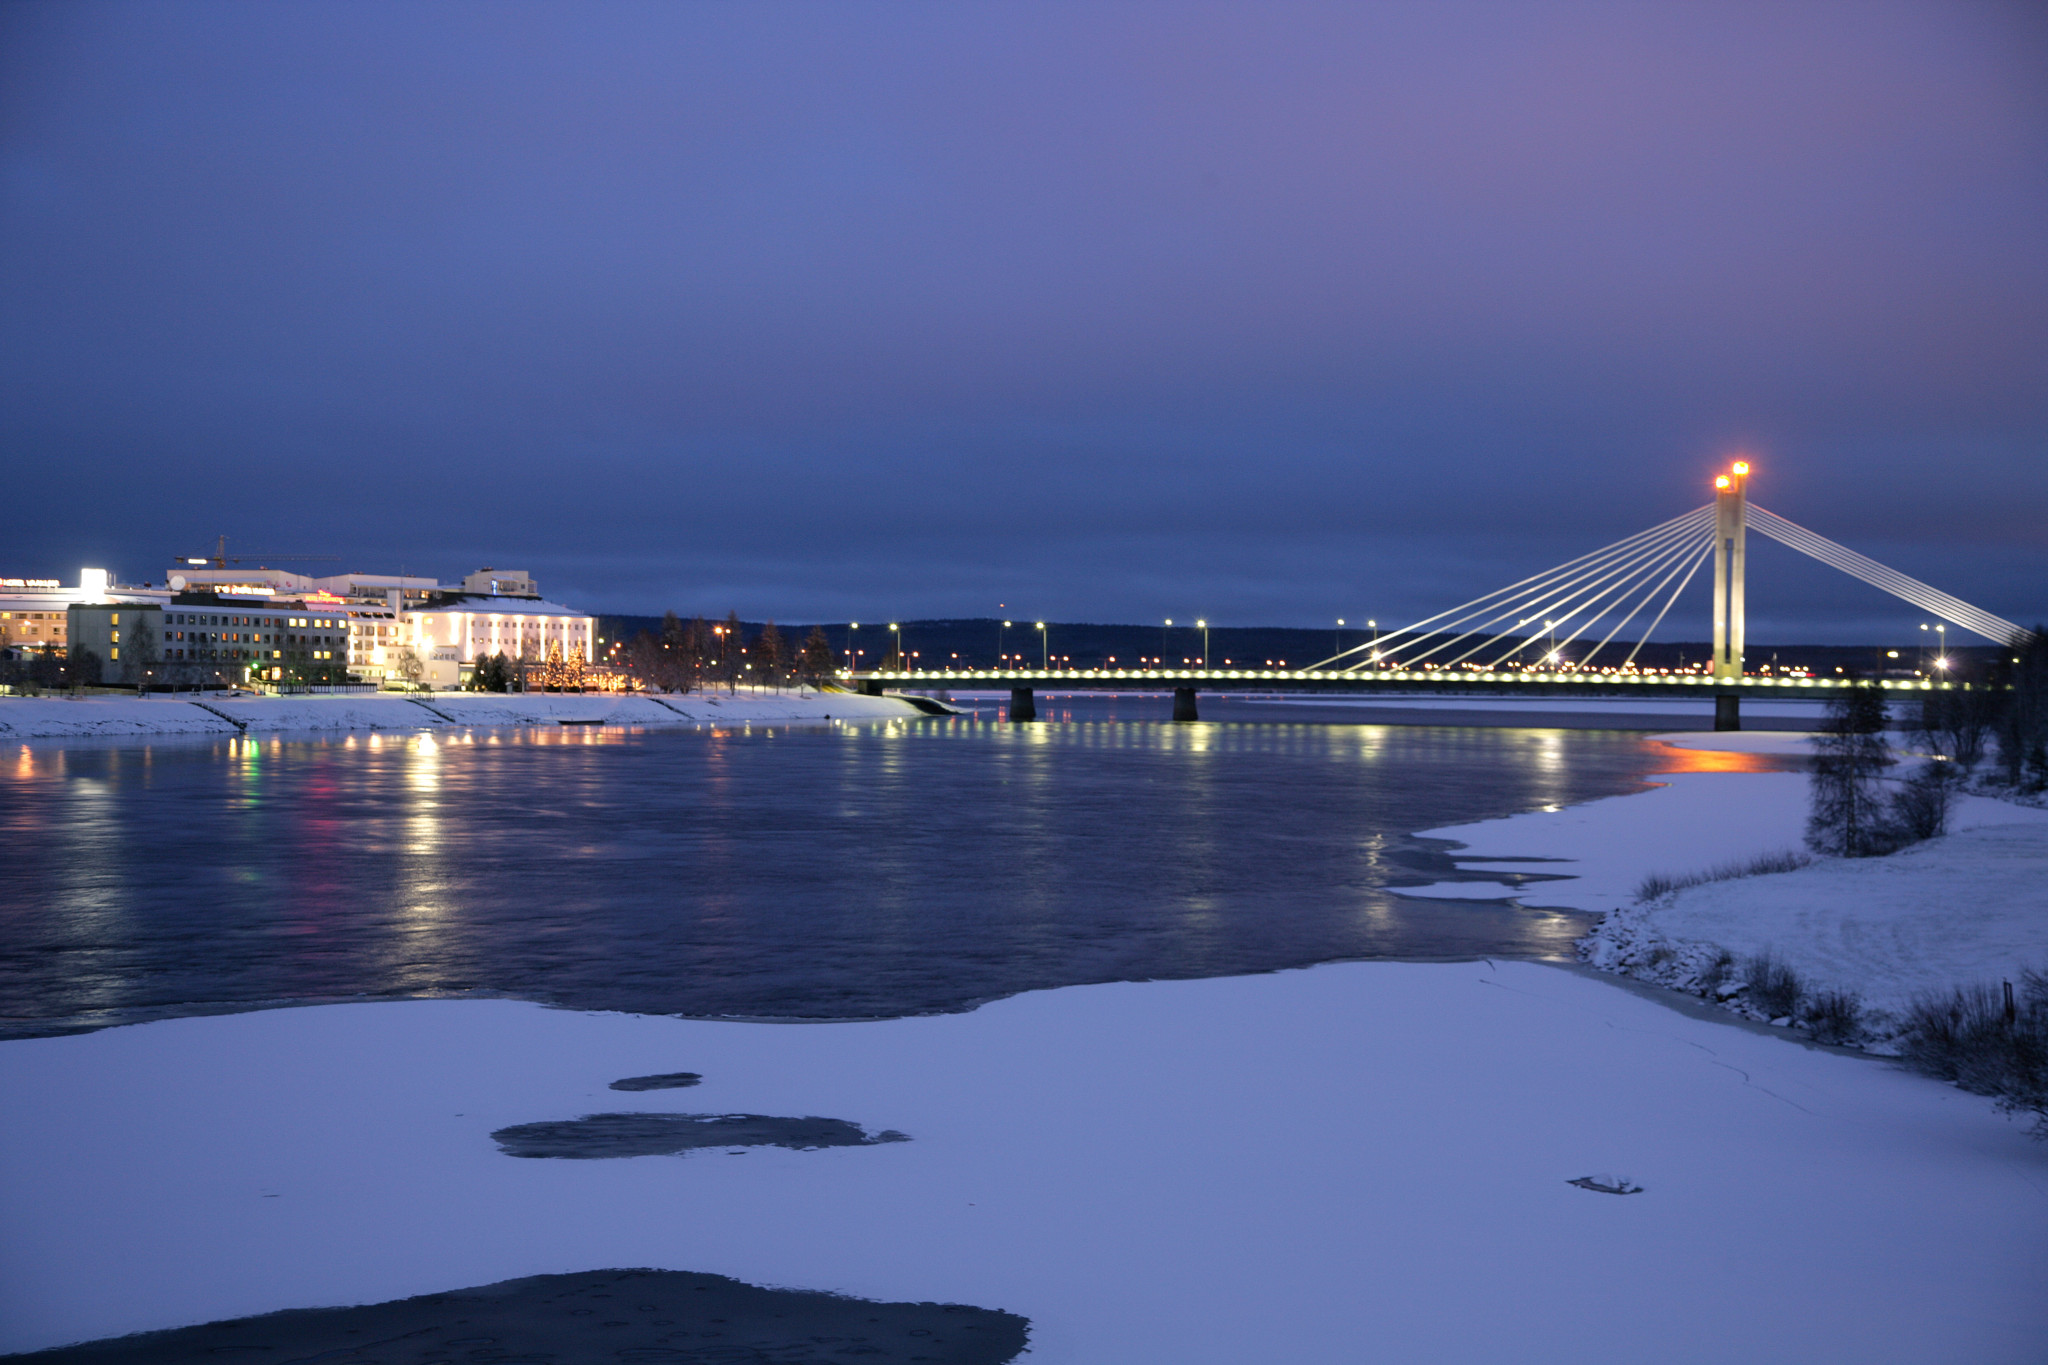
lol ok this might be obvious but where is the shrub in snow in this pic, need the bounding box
[1632,849,1812,904]
[1744,951,1804,1021]
[1911,688,1997,778]
[1802,989,1863,1046]
[1886,763,1955,843]
[1697,950,1736,997]
[1900,969,2048,1139]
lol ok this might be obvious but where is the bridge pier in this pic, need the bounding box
[1009,687,1037,722]
[1172,686,1199,722]
[859,679,883,697]
[1714,690,1741,732]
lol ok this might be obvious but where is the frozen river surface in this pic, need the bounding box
[0,701,1786,1036]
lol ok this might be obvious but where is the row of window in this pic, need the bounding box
[158,648,340,662]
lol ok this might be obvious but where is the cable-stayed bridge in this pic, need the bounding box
[852,463,2028,728]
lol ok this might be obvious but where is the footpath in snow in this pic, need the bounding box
[0,688,924,739]
[2,963,2043,1363]
[1402,732,2048,1028]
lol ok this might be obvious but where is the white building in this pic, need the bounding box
[402,596,596,688]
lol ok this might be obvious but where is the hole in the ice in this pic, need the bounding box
[491,1112,912,1159]
[609,1072,703,1091]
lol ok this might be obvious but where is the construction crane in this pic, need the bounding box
[179,535,341,569]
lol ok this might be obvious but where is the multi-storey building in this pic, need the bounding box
[69,598,351,686]
[3,569,167,659]
[403,594,597,688]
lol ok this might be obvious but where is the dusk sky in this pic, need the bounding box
[3,0,2043,642]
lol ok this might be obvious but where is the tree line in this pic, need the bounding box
[1807,625,2048,856]
[616,613,839,693]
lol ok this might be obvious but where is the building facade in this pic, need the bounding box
[68,599,351,687]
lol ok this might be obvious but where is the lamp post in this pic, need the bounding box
[889,623,901,671]
[1036,622,1047,670]
[1368,619,1378,667]
[847,622,858,675]
[1198,619,1209,669]
[1335,618,1345,657]
[1162,619,1172,669]
[1000,620,1011,670]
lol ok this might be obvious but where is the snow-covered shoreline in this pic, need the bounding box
[0,688,926,739]
[1405,732,2048,1045]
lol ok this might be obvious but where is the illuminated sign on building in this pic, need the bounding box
[0,578,61,589]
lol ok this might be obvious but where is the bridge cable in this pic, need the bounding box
[1580,532,1717,669]
[1386,508,1715,671]
[1621,538,1716,670]
[1345,507,1710,670]
[1306,505,1714,671]
[1457,518,1716,670]
[1321,505,1715,671]
[1472,521,1716,671]
[1746,505,2026,645]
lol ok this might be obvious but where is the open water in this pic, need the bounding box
[0,700,1786,1037]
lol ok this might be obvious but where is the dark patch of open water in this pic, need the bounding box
[0,699,1790,1036]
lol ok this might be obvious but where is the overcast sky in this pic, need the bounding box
[3,1,2043,641]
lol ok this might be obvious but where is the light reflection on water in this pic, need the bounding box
[0,711,1795,1037]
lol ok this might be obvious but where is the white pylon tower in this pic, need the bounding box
[1711,460,1749,682]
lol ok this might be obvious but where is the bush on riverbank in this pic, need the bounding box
[1634,849,1812,903]
[1899,970,2048,1139]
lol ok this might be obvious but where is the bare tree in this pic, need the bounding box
[126,615,162,691]
[1912,688,1996,779]
[1995,627,2048,791]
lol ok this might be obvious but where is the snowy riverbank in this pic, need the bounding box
[1404,732,2048,1039]
[0,689,924,739]
[3,963,2042,1363]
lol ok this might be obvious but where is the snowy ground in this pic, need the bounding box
[0,689,922,739]
[1402,732,2048,1032]
[3,964,2043,1363]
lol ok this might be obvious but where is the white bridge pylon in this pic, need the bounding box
[1311,463,2028,677]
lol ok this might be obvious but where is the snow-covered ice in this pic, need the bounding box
[1400,768,1817,910]
[2,963,2042,1363]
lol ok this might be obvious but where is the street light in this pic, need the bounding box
[1197,619,1209,669]
[1001,620,1011,669]
[1336,618,1345,656]
[889,623,901,671]
[1036,622,1047,670]
[1162,619,1172,669]
[846,623,858,675]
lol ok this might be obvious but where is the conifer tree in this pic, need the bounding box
[752,621,789,687]
[1806,683,1897,856]
[798,625,836,687]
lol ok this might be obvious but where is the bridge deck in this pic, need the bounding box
[852,669,1974,700]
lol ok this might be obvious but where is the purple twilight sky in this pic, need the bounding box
[2,0,2043,641]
